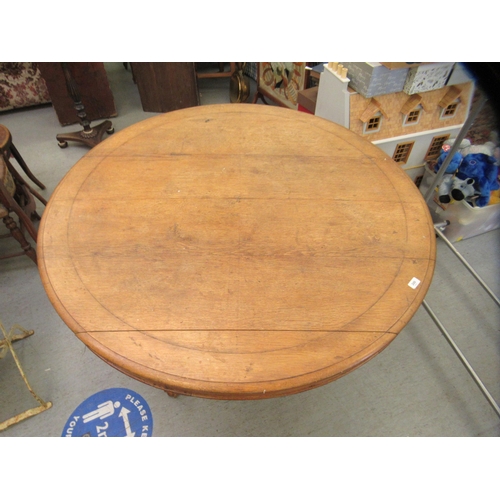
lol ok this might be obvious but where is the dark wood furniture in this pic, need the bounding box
[0,155,40,265]
[0,124,46,193]
[0,124,47,264]
[38,63,117,126]
[54,63,114,149]
[130,63,200,113]
[38,104,436,399]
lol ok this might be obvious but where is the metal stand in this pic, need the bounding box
[421,91,500,419]
[56,63,114,149]
[423,226,500,419]
[0,320,52,431]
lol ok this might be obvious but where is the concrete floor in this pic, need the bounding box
[1,62,499,437]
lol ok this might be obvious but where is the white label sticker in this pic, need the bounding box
[408,277,421,289]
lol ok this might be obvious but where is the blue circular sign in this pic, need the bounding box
[62,388,153,437]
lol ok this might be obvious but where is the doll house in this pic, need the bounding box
[315,62,475,181]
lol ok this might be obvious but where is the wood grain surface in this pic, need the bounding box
[38,104,436,399]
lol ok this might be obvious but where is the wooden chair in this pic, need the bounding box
[0,124,47,205]
[0,319,52,431]
[0,155,41,265]
[0,124,46,191]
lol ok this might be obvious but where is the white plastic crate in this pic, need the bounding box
[419,167,500,242]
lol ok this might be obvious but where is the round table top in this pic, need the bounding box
[38,104,436,399]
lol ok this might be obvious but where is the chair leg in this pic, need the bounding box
[9,143,46,190]
[28,187,48,206]
[4,156,47,206]
[2,215,37,264]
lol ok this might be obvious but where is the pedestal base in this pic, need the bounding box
[57,120,114,149]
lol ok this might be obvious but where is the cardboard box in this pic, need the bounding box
[380,62,427,70]
[339,62,408,98]
[298,86,318,114]
[403,63,455,95]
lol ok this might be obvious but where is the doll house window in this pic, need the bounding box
[360,98,387,135]
[438,86,462,120]
[441,101,459,118]
[393,142,414,164]
[401,95,424,126]
[425,134,450,160]
[404,107,421,125]
[364,113,382,133]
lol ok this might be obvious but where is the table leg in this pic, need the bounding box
[56,120,114,149]
[56,63,114,149]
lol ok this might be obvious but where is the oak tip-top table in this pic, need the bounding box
[38,104,436,400]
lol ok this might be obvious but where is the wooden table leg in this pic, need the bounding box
[57,120,114,149]
[56,63,114,149]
